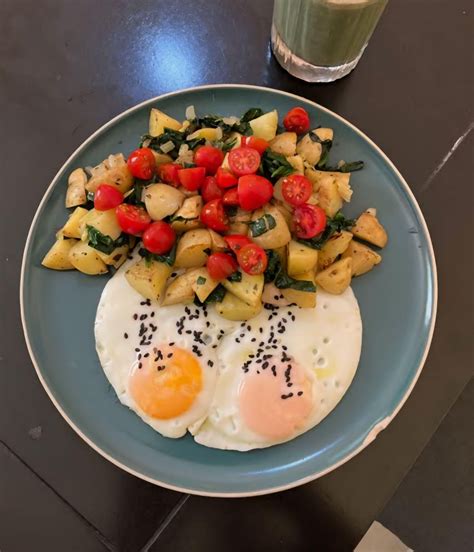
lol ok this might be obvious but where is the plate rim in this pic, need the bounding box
[20,83,438,497]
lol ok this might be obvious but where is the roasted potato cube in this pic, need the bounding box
[250,205,291,249]
[191,268,220,302]
[150,151,173,166]
[287,240,319,276]
[208,229,227,252]
[174,229,212,268]
[249,110,278,141]
[342,240,382,276]
[85,154,134,194]
[315,258,352,294]
[313,175,343,217]
[262,283,290,306]
[65,168,87,208]
[126,258,172,302]
[42,238,77,270]
[170,196,203,233]
[215,292,263,321]
[161,270,196,306]
[318,231,353,270]
[351,210,388,248]
[97,244,130,269]
[305,168,352,204]
[286,154,304,174]
[149,108,181,137]
[68,241,108,275]
[296,134,322,165]
[222,271,264,307]
[314,128,334,142]
[62,206,89,239]
[227,208,251,235]
[281,271,317,308]
[144,184,185,221]
[269,132,297,156]
[272,199,293,228]
[79,208,122,241]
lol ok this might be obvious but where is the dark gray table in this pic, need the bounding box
[1,1,473,551]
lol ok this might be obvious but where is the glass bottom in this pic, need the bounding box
[271,24,365,83]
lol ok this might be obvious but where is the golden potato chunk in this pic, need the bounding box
[222,272,264,307]
[85,154,134,194]
[150,151,173,166]
[318,231,353,270]
[286,154,304,174]
[208,229,227,252]
[144,184,185,221]
[161,270,196,306]
[269,132,297,156]
[62,206,88,239]
[68,241,108,275]
[351,210,388,248]
[191,268,220,303]
[280,271,317,308]
[287,240,319,276]
[250,205,291,249]
[170,196,203,234]
[97,244,130,269]
[149,108,181,136]
[249,110,278,141]
[296,134,321,165]
[174,229,212,268]
[125,258,172,302]
[342,241,382,276]
[42,239,77,270]
[79,208,122,241]
[65,168,87,208]
[215,292,263,321]
[315,258,352,294]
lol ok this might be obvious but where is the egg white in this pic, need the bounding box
[192,289,362,450]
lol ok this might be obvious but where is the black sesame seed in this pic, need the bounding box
[282,345,288,351]
[135,348,140,353]
[124,332,128,339]
[138,353,142,360]
[281,393,293,399]
[169,342,175,346]
[274,295,279,301]
[186,330,192,334]
[262,361,269,369]
[291,315,296,321]
[150,311,155,318]
[259,327,263,333]
[271,366,277,377]
[251,337,256,342]
[138,362,142,369]
[133,313,138,320]
[287,383,293,387]
[207,360,214,367]
[140,314,147,320]
[167,353,173,358]
[297,391,303,396]
[235,338,240,343]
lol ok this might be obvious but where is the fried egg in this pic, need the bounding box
[192,289,362,450]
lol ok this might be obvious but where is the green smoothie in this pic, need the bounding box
[273,0,388,68]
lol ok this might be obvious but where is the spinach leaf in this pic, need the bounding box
[297,212,355,250]
[186,137,206,150]
[274,267,316,293]
[138,242,177,267]
[225,205,238,217]
[264,250,281,283]
[227,271,242,283]
[260,150,294,181]
[197,276,207,285]
[214,136,237,152]
[240,108,263,123]
[167,214,198,224]
[319,160,365,173]
[201,284,226,304]
[86,226,116,255]
[249,214,276,237]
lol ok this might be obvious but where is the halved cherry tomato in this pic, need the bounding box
[281,174,312,206]
[94,184,124,211]
[201,176,222,203]
[116,204,151,236]
[237,244,268,275]
[228,147,261,177]
[142,221,176,254]
[206,253,238,280]
[216,167,238,189]
[241,136,269,155]
[283,107,310,135]
[127,148,156,180]
[177,166,206,191]
[194,145,224,175]
[158,163,181,186]
[200,199,229,232]
[224,234,252,254]
[293,204,327,239]
[237,174,273,210]
[222,187,240,207]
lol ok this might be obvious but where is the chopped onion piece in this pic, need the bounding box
[160,141,175,153]
[185,105,196,120]
[179,144,190,155]
[215,127,223,141]
[222,116,239,125]
[141,138,151,148]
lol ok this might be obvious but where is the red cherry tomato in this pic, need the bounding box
[142,221,176,254]
[216,167,238,189]
[222,187,240,207]
[237,175,273,211]
[194,146,224,175]
[283,107,310,135]
[94,184,124,211]
[206,253,238,280]
[115,204,151,236]
[224,234,252,253]
[237,244,268,275]
[201,176,222,203]
[228,147,261,177]
[127,148,156,180]
[241,136,269,155]
[158,163,181,186]
[281,174,313,206]
[200,199,229,232]
[177,166,206,191]
[293,204,327,239]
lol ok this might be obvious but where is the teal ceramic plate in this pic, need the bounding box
[21,85,437,496]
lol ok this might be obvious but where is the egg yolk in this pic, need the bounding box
[129,345,202,419]
[239,360,313,440]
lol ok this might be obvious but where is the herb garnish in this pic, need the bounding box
[274,267,316,292]
[227,271,242,283]
[138,242,177,267]
[263,250,281,283]
[249,214,276,237]
[197,276,207,285]
[86,226,127,255]
[260,150,294,181]
[297,212,355,250]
